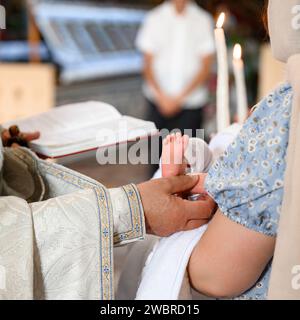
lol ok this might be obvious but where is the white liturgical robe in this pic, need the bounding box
[0,140,145,300]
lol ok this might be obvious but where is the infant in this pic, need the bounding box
[136,130,240,299]
[161,133,215,299]
[161,132,214,195]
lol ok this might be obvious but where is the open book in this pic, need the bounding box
[4,101,158,158]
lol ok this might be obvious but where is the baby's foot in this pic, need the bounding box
[162,132,189,177]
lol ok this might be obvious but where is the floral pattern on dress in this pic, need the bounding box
[205,83,293,300]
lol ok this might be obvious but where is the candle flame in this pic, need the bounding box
[233,44,242,60]
[216,12,225,28]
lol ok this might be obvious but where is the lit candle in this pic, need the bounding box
[214,12,230,133]
[233,44,248,124]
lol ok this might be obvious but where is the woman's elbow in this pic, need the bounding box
[190,277,244,299]
[188,263,252,299]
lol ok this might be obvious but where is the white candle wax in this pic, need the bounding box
[214,13,230,133]
[233,44,248,124]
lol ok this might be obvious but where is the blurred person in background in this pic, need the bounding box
[136,0,215,137]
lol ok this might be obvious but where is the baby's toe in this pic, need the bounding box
[163,136,169,146]
[182,135,190,151]
[175,132,182,140]
[169,133,175,143]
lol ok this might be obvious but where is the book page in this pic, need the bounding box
[4,101,121,136]
[32,116,157,147]
[30,116,158,157]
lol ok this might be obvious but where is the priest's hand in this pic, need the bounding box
[1,125,40,148]
[137,175,216,237]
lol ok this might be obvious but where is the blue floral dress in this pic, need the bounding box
[205,83,293,300]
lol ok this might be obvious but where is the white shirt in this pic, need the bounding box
[136,1,215,109]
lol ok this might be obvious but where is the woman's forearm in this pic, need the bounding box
[187,210,275,299]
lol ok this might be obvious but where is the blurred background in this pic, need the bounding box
[0,0,285,187]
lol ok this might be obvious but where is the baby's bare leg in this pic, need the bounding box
[162,132,189,178]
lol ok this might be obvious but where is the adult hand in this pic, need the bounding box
[137,175,216,237]
[189,173,209,195]
[157,93,181,118]
[1,126,40,148]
